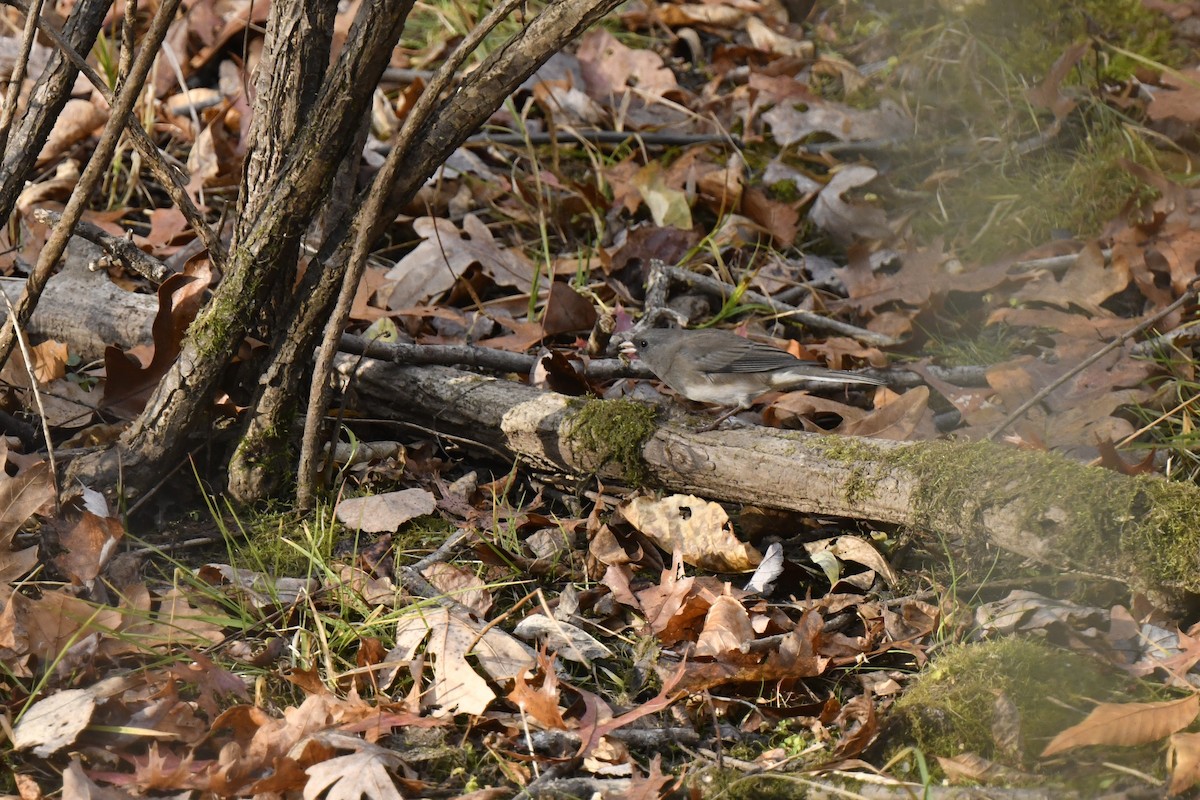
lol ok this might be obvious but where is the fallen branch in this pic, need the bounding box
[336,356,1200,608]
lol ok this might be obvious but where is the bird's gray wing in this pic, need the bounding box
[691,338,820,373]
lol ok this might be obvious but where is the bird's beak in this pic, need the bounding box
[619,339,638,359]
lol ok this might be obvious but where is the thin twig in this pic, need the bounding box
[0,0,45,157]
[125,445,206,518]
[465,129,739,148]
[0,292,57,509]
[31,208,171,283]
[296,0,537,510]
[411,527,473,571]
[6,0,226,269]
[656,263,899,347]
[0,0,186,368]
[986,278,1200,441]
[119,0,135,81]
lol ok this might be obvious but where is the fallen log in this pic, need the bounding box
[336,354,1200,609]
[0,239,155,358]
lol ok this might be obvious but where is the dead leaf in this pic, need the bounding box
[38,98,107,164]
[30,340,67,384]
[695,594,754,657]
[103,263,213,417]
[53,510,124,586]
[0,461,54,584]
[512,614,614,664]
[506,649,566,729]
[541,281,598,336]
[12,689,97,756]
[763,99,910,147]
[389,607,534,716]
[805,536,899,587]
[809,165,891,244]
[1042,694,1200,756]
[421,562,493,617]
[1012,241,1129,315]
[576,29,679,101]
[335,488,437,533]
[386,215,535,307]
[303,732,404,800]
[840,385,932,440]
[1170,731,1200,795]
[632,162,692,230]
[656,3,745,27]
[621,494,762,572]
[1147,68,1200,125]
[16,160,80,215]
[744,16,813,58]
[740,186,798,247]
[1026,42,1089,121]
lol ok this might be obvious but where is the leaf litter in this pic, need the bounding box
[7,0,1200,795]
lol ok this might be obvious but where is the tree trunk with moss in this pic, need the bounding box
[59,0,625,503]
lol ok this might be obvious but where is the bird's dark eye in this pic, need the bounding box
[637,339,647,347]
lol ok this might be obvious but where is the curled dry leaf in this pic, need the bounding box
[695,594,754,657]
[1170,731,1200,795]
[16,159,80,215]
[809,165,891,244]
[621,494,762,572]
[744,17,813,58]
[804,536,899,588]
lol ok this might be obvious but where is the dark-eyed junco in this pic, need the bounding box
[621,327,885,426]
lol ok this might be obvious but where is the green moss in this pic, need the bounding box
[909,117,1151,263]
[835,0,1179,263]
[891,639,1133,769]
[767,179,801,203]
[564,397,658,484]
[810,437,1200,604]
[924,322,1022,367]
[689,769,813,799]
[806,436,884,508]
[1125,477,1200,594]
[960,0,1177,83]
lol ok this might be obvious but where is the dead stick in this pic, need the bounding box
[0,0,184,368]
[987,277,1200,441]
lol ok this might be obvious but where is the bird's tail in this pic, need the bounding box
[770,368,887,390]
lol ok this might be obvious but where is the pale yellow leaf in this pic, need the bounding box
[621,494,761,572]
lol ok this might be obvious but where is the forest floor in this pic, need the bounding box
[7,0,1200,797]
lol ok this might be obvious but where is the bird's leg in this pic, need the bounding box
[696,403,751,432]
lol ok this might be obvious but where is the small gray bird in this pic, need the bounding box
[621,328,885,426]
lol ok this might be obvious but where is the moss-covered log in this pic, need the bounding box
[338,356,1200,607]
